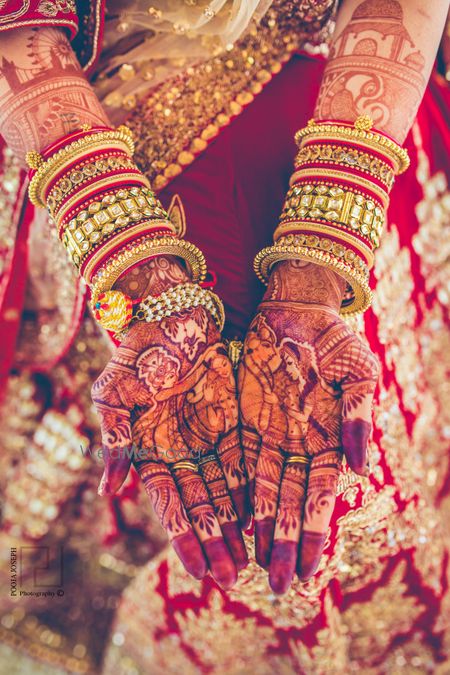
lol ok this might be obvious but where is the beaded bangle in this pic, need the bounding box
[134,283,225,331]
[92,283,225,337]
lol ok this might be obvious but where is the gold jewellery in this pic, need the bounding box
[27,126,135,207]
[92,283,224,337]
[25,124,220,335]
[254,116,409,314]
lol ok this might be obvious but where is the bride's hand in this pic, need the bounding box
[238,260,379,593]
[91,261,249,590]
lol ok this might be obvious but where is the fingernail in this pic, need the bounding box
[98,473,111,496]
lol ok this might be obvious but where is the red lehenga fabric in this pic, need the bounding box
[0,3,449,674]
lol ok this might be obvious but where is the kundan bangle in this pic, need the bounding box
[60,186,175,268]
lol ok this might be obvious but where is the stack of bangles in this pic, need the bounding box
[26,125,224,338]
[254,115,410,314]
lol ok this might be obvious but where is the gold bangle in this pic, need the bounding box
[273,223,374,268]
[289,168,389,208]
[55,173,151,225]
[88,236,208,292]
[253,241,372,315]
[294,144,395,189]
[27,126,135,207]
[295,117,409,175]
[279,183,384,249]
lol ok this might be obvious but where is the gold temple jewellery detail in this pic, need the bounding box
[87,236,208,293]
[226,339,244,369]
[253,116,410,314]
[285,456,311,466]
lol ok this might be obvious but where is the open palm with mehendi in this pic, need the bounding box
[238,260,380,594]
[91,258,249,590]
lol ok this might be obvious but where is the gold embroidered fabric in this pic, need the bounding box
[93,0,336,187]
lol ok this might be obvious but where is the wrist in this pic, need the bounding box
[113,255,191,300]
[264,260,346,312]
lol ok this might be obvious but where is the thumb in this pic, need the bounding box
[341,352,379,476]
[92,398,133,495]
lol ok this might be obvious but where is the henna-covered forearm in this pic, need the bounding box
[113,256,191,300]
[315,0,449,142]
[0,27,109,163]
[266,260,346,310]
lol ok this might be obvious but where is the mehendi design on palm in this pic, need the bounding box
[92,308,249,589]
[239,261,379,594]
